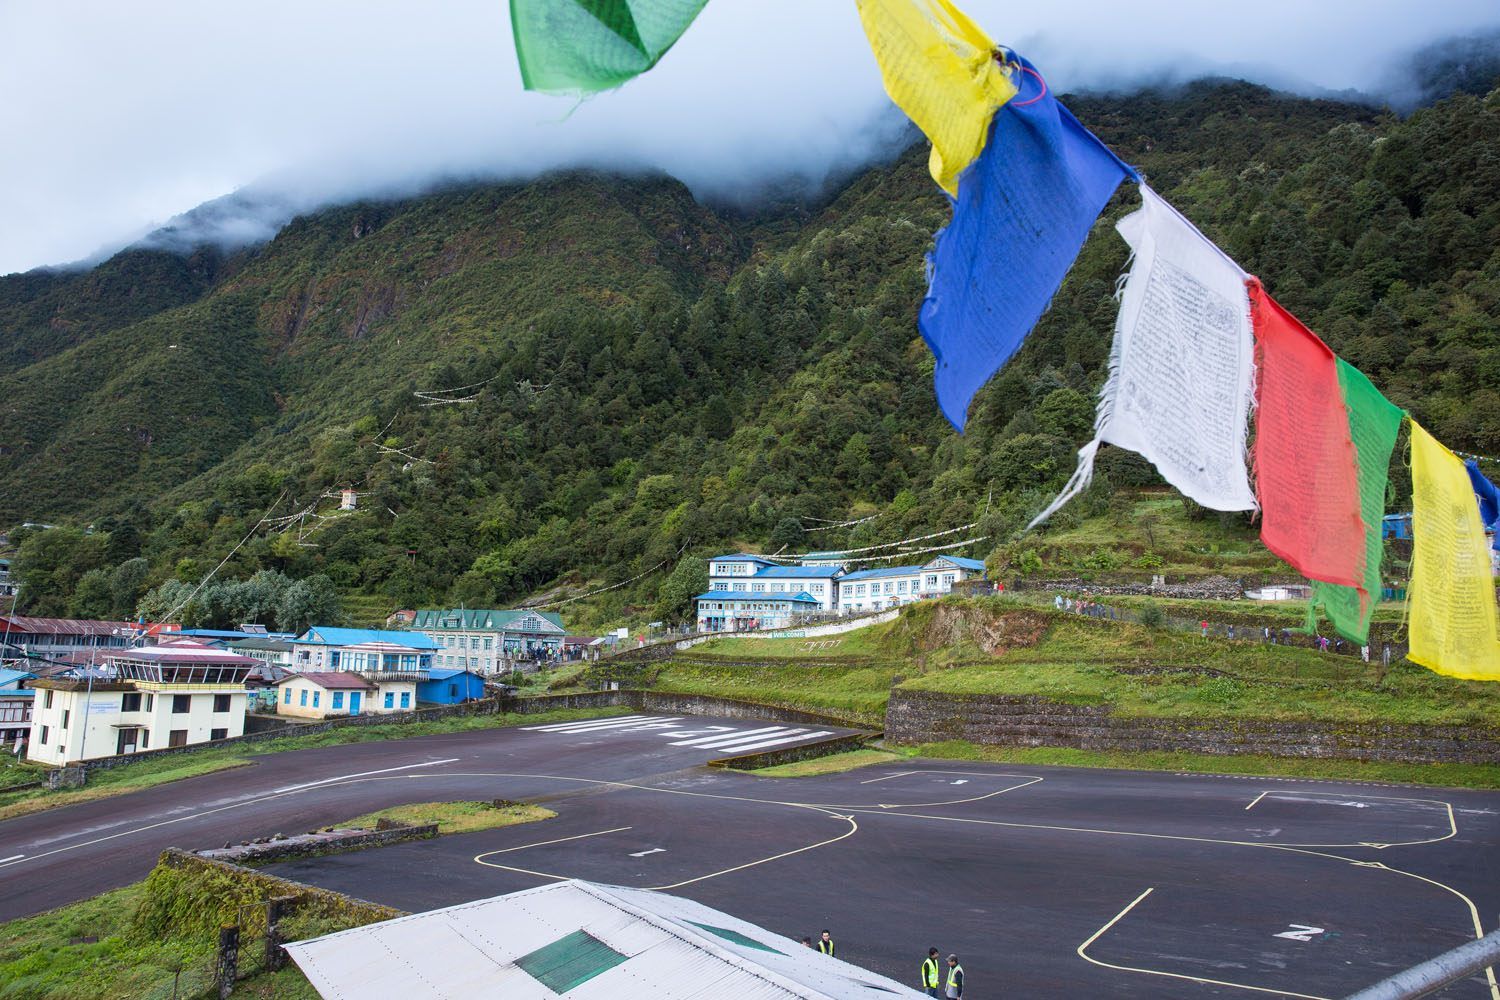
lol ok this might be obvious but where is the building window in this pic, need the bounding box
[62,709,70,729]
[121,693,142,712]
[483,637,493,650]
[44,690,53,709]
[312,691,320,708]
[300,690,308,706]
[210,728,228,741]
[39,725,48,743]
[146,693,154,711]
[898,580,908,593]
[169,730,188,747]
[926,575,938,588]
[752,583,765,592]
[141,730,149,748]
[213,694,231,713]
[943,574,956,586]
[812,584,823,594]
[384,692,394,709]
[458,637,467,649]
[333,692,344,709]
[400,692,410,708]
[172,694,191,713]
[284,689,292,704]
[329,651,341,668]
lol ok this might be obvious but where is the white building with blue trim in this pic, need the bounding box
[695,552,984,632]
[837,555,986,613]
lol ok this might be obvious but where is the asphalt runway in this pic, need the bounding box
[3,713,1499,998]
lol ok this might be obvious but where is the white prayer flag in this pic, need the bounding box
[1031,184,1257,528]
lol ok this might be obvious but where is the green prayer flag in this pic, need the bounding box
[1309,360,1403,643]
[511,0,711,95]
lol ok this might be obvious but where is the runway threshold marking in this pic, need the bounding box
[0,757,464,872]
[521,716,682,733]
[1075,886,1333,1000]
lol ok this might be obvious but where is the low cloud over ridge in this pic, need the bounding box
[3,0,1499,275]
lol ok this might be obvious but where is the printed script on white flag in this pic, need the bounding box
[1031,184,1257,528]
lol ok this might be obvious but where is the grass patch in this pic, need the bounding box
[899,611,1500,726]
[344,800,554,835]
[749,749,900,778]
[0,880,326,999]
[0,706,629,822]
[652,660,892,726]
[905,740,1500,790]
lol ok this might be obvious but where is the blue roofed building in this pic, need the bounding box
[695,590,821,633]
[837,555,987,614]
[291,627,438,675]
[418,666,488,705]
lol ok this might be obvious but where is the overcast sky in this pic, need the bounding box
[3,0,1499,276]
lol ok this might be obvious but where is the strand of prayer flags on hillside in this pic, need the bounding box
[1307,361,1404,644]
[1408,421,1500,680]
[854,0,1018,195]
[1248,280,1368,593]
[1030,185,1257,528]
[919,53,1136,431]
[510,0,709,94]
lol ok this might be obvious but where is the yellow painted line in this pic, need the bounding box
[1076,886,1333,1000]
[1251,790,1459,849]
[472,826,631,864]
[855,807,1496,1000]
[1245,791,1269,811]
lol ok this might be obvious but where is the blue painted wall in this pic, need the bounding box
[417,670,486,704]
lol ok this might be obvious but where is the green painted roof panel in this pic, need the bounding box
[515,929,628,994]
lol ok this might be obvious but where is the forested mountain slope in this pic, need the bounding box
[4,80,1498,629]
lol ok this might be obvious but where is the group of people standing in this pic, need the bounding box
[920,948,965,997]
[802,933,966,997]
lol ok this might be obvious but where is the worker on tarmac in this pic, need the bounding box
[818,929,835,957]
[921,948,942,996]
[945,954,965,998]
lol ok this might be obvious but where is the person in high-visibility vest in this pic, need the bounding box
[818,929,835,957]
[921,948,942,997]
[945,954,964,998]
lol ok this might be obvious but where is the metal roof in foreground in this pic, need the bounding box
[285,879,923,999]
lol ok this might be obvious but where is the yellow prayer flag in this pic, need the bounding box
[1408,420,1500,680]
[855,0,1019,196]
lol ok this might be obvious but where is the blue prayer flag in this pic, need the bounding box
[1465,459,1500,549]
[919,55,1136,431]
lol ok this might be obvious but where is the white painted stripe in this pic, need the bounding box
[521,715,655,731]
[713,731,833,754]
[705,730,832,754]
[522,715,672,733]
[268,758,459,796]
[669,725,790,747]
[551,716,684,734]
[0,854,23,865]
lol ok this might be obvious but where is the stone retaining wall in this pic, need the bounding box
[157,848,405,922]
[886,689,1500,764]
[709,731,878,771]
[198,824,439,864]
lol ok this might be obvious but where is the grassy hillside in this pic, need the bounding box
[667,597,1500,727]
[4,81,1499,632]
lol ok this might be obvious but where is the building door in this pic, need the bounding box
[349,692,362,715]
[116,728,137,755]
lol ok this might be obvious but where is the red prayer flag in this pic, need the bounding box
[1248,279,1365,590]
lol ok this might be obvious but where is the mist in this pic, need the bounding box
[4,0,1499,276]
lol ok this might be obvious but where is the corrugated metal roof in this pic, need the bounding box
[422,667,483,681]
[0,668,35,687]
[838,566,924,582]
[927,556,985,571]
[412,608,566,632]
[751,566,842,579]
[693,591,820,603]
[286,880,923,999]
[298,627,440,649]
[708,553,779,564]
[276,671,376,690]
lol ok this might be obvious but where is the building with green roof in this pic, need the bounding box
[411,608,566,673]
